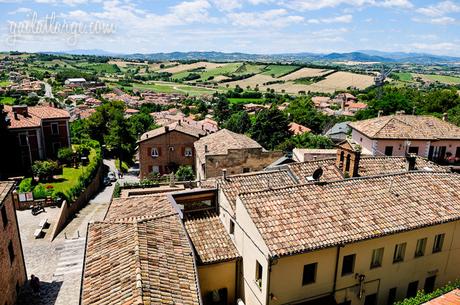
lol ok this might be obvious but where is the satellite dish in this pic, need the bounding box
[312,167,323,181]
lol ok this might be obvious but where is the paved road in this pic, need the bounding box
[17,159,116,305]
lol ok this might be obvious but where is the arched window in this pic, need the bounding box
[345,154,351,172]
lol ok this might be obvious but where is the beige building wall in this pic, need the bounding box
[198,260,237,305]
[0,186,27,305]
[203,149,283,179]
[264,221,460,305]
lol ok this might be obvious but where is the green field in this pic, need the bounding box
[131,81,220,96]
[233,63,266,76]
[0,97,15,105]
[228,97,264,105]
[393,72,413,82]
[262,65,300,78]
[420,74,460,84]
[74,63,120,74]
[172,63,243,81]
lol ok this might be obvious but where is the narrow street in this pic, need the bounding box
[16,160,116,305]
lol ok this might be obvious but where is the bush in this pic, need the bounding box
[175,165,195,181]
[32,160,60,182]
[32,184,52,199]
[395,280,460,305]
[113,182,121,198]
[18,178,34,193]
[57,147,74,165]
[76,144,91,158]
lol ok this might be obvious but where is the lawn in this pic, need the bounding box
[261,65,300,78]
[420,74,460,85]
[47,148,96,195]
[0,97,15,105]
[228,97,265,105]
[393,72,413,82]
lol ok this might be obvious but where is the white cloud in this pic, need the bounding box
[411,42,457,52]
[308,14,353,24]
[211,0,242,11]
[416,1,460,17]
[228,9,304,27]
[8,7,33,15]
[283,0,412,11]
[412,16,456,25]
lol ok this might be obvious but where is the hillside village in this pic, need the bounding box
[1,51,460,305]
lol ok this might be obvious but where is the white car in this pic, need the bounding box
[107,172,117,182]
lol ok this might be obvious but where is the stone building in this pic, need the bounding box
[194,129,283,180]
[0,182,27,305]
[138,122,206,179]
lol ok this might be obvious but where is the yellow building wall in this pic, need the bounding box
[199,261,237,305]
[266,221,460,305]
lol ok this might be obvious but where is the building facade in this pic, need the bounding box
[194,129,283,180]
[0,182,27,305]
[349,114,460,162]
[138,122,205,179]
[3,105,70,174]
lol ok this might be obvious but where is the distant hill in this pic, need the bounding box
[46,49,460,64]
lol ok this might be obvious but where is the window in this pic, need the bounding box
[415,238,427,258]
[408,146,419,154]
[341,254,355,276]
[370,247,384,269]
[8,240,15,264]
[302,263,317,285]
[184,147,193,157]
[393,243,406,263]
[51,123,59,135]
[407,281,418,298]
[387,288,397,305]
[385,146,393,156]
[151,147,159,157]
[243,168,250,173]
[364,294,377,305]
[19,133,28,146]
[432,234,445,253]
[151,166,160,174]
[255,261,263,289]
[424,276,436,293]
[52,142,61,154]
[1,205,7,228]
[229,220,235,235]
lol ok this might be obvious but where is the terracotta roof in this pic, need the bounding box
[83,216,200,305]
[347,102,367,109]
[289,122,311,135]
[184,210,239,264]
[139,122,205,142]
[105,195,177,223]
[287,156,446,183]
[424,289,460,305]
[218,170,297,216]
[349,115,460,140]
[5,105,69,129]
[239,172,460,257]
[0,181,14,203]
[194,129,262,162]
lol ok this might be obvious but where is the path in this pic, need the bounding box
[17,159,116,305]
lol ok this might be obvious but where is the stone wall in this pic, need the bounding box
[0,185,27,305]
[204,148,283,178]
[50,164,103,240]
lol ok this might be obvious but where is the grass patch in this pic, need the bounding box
[197,63,242,81]
[233,63,266,76]
[228,97,264,105]
[393,72,413,82]
[0,81,11,87]
[46,148,96,195]
[0,97,15,105]
[420,74,460,84]
[261,65,300,78]
[132,81,220,96]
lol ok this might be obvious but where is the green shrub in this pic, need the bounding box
[175,165,194,181]
[76,144,91,158]
[395,280,460,305]
[32,160,60,182]
[113,182,121,198]
[57,147,74,165]
[32,184,51,199]
[18,178,34,193]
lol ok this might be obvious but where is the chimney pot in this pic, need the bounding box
[406,153,417,171]
[165,126,169,132]
[204,144,208,153]
[222,169,227,180]
[378,110,383,117]
[443,113,448,121]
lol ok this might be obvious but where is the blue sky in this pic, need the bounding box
[0,0,459,55]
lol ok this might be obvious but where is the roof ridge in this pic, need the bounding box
[132,222,144,304]
[219,168,289,180]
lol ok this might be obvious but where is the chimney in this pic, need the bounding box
[165,125,169,132]
[204,144,208,153]
[406,153,416,171]
[222,169,227,180]
[378,110,383,117]
[12,105,28,117]
[443,113,448,121]
[178,120,181,126]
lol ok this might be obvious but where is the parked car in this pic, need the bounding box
[107,172,117,182]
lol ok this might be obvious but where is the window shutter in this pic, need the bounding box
[158,147,161,156]
[148,147,152,156]
[182,147,185,156]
